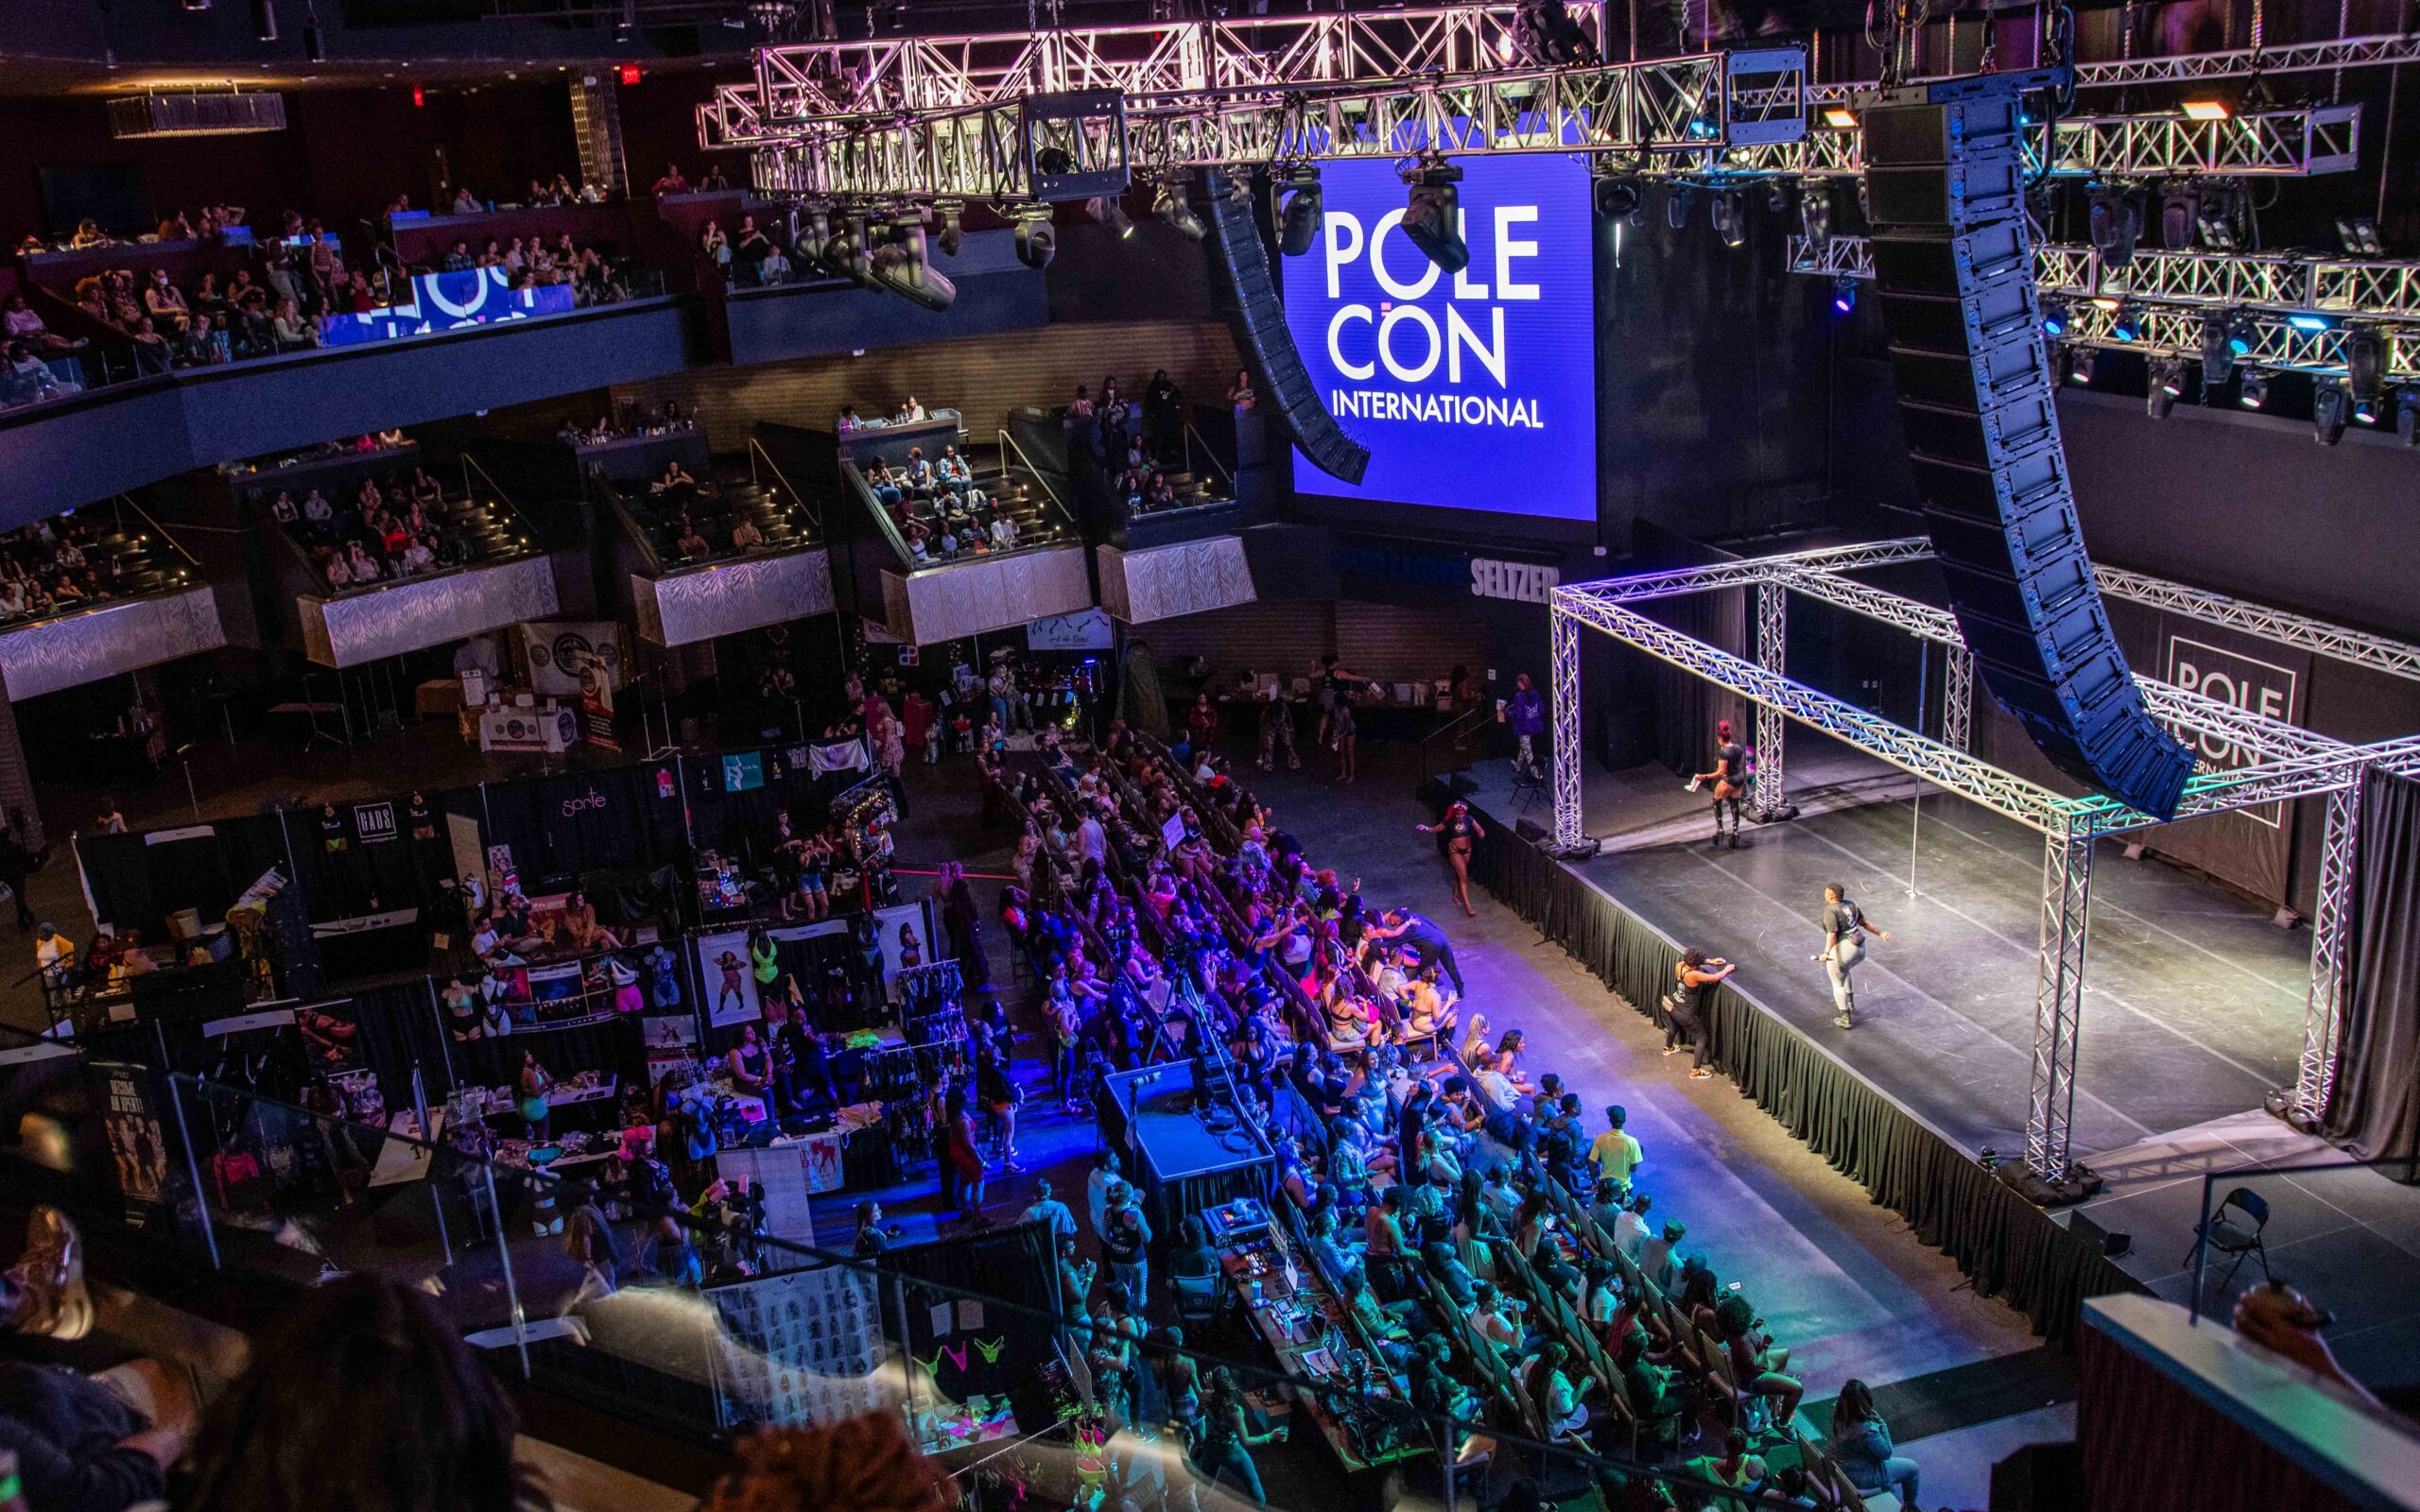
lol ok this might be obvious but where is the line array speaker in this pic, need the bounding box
[1201,170,1370,487]
[1862,74,2193,818]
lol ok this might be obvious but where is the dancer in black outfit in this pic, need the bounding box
[1660,947,1737,1079]
[1693,718,1750,848]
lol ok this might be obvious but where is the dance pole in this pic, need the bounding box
[1908,639,1927,901]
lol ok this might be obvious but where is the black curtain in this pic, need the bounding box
[1457,788,2144,1347]
[2323,770,2420,1162]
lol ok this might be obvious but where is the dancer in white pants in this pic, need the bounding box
[1820,882,1891,1029]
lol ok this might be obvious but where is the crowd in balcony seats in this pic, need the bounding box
[425,229,642,307]
[848,420,1069,564]
[615,455,814,568]
[0,506,191,626]
[1064,370,1227,516]
[256,464,528,591]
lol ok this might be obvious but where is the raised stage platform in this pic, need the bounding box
[1458,751,2420,1383]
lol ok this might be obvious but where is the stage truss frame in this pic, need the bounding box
[1547,542,2420,1182]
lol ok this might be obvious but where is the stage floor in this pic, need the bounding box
[1461,750,2307,1165]
[1464,751,2420,1386]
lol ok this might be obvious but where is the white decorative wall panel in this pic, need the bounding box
[0,588,228,701]
[1098,537,1255,625]
[301,557,560,669]
[638,550,836,646]
[881,545,1093,644]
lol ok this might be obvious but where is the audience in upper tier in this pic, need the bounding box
[251,459,530,589]
[1062,371,1224,517]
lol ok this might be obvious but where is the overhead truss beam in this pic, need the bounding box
[1806,30,2420,102]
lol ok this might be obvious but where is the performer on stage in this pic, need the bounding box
[1819,883,1890,1029]
[1693,718,1749,848]
[1415,801,1488,917]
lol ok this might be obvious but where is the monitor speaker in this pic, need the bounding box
[2067,1207,2132,1258]
[1862,76,2193,819]
[1514,816,1549,843]
[1201,169,1370,487]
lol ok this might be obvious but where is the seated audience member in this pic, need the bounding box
[1,1210,198,1512]
[757,243,791,282]
[4,294,82,352]
[180,1274,539,1512]
[1828,1380,1920,1509]
[732,516,765,551]
[128,317,173,373]
[143,269,191,332]
[698,1413,954,1512]
[652,163,691,196]
[441,238,476,273]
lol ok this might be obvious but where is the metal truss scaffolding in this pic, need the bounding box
[1792,237,2420,383]
[1805,31,2420,102]
[1736,102,2359,180]
[1549,544,2420,1182]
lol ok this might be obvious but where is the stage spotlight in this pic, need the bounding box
[935,199,964,257]
[1766,180,1789,215]
[2106,301,2143,343]
[2089,183,2144,270]
[1831,275,1857,315]
[834,214,879,290]
[2147,357,2187,418]
[2039,297,2069,337]
[2200,309,2249,384]
[1276,168,1322,256]
[1154,179,1206,240]
[1667,182,1694,231]
[2354,396,2381,426]
[1085,195,1134,240]
[1593,177,1643,225]
[1796,179,1830,255]
[1710,190,1746,249]
[1400,158,1468,274]
[2347,325,2386,403]
[870,218,957,312]
[1013,208,1057,269]
[2158,188,2195,250]
[2238,367,2271,408]
[2181,98,2232,121]
[2397,389,2420,446]
[796,206,832,269]
[2196,185,2238,250]
[2314,381,2350,445]
[2337,216,2385,256]
[2068,345,2098,386]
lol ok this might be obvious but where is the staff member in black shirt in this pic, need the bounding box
[1820,882,1891,1029]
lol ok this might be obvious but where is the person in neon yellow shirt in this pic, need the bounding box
[1586,1104,1644,1195]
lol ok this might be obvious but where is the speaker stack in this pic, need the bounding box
[1862,75,2194,818]
[1201,171,1371,488]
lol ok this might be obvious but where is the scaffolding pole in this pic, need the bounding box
[2027,826,2096,1184]
[1551,602,1583,850]
[2293,773,2365,1123]
[1754,580,1789,820]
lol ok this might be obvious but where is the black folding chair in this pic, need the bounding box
[2182,1186,2273,1295]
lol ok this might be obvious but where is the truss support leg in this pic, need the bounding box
[2027,825,2095,1187]
[1754,581,1789,820]
[1944,647,1975,754]
[1550,599,1582,850]
[2292,771,2366,1124]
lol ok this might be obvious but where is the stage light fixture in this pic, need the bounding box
[2288,312,2335,333]
[2314,381,2351,445]
[2089,183,2144,270]
[1667,182,1694,231]
[2353,396,2381,426]
[2039,297,2068,337]
[1710,190,1747,249]
[2147,357,2187,418]
[2238,368,2270,407]
[1154,179,1206,241]
[2200,309,2249,383]
[1593,177,1643,226]
[1766,180,1789,214]
[2337,216,2384,256]
[831,213,879,291]
[2158,188,2195,250]
[1276,168,1322,256]
[2347,326,2386,403]
[2180,99,2232,121]
[2195,184,2238,250]
[251,0,278,42]
[1821,106,1857,129]
[934,199,963,257]
[1400,158,1468,274]
[1796,178,1830,254]
[1013,209,1057,269]
[869,217,957,312]
[1085,195,1134,240]
[2397,389,2420,446]
[2106,301,2142,343]
[1830,275,1856,315]
[2068,346,2098,386]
